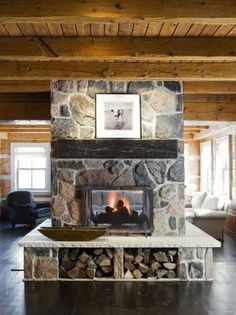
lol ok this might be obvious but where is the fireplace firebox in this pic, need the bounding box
[81,186,154,235]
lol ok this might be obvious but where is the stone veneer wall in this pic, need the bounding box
[51,80,185,236]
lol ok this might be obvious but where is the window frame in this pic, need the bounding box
[11,143,51,195]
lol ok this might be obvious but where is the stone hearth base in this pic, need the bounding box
[19,220,220,281]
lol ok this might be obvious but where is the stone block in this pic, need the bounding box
[69,94,95,126]
[58,169,75,184]
[179,248,196,260]
[57,160,85,171]
[167,157,184,182]
[146,161,166,185]
[24,248,33,279]
[80,127,94,139]
[169,216,177,230]
[178,262,187,280]
[205,248,213,280]
[34,257,59,279]
[51,80,77,93]
[110,81,127,93]
[159,184,177,200]
[77,80,87,93]
[133,162,156,189]
[51,195,68,216]
[164,81,182,93]
[155,114,183,139]
[188,262,204,279]
[128,81,155,93]
[52,119,80,139]
[87,80,109,98]
[59,181,76,203]
[51,92,68,105]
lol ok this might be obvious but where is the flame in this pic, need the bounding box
[107,191,131,215]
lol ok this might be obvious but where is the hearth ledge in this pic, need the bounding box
[18,220,220,249]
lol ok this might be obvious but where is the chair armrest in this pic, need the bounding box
[185,202,192,208]
[36,201,51,208]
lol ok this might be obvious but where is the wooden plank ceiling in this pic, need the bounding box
[0,22,236,38]
[0,1,235,123]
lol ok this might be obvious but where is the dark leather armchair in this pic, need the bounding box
[7,191,51,228]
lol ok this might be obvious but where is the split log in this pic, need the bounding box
[69,249,80,261]
[138,263,149,273]
[67,266,86,279]
[124,251,135,262]
[124,270,134,279]
[168,250,177,256]
[79,251,90,263]
[124,261,136,272]
[99,257,111,267]
[101,266,113,274]
[157,269,168,279]
[147,269,156,278]
[94,249,103,255]
[137,248,144,256]
[133,269,143,279]
[61,253,76,270]
[144,249,151,264]
[163,263,177,270]
[151,261,161,270]
[105,248,114,259]
[166,270,176,279]
[134,254,143,264]
[75,260,87,269]
[86,267,96,279]
[87,257,97,269]
[153,251,168,263]
[96,269,104,278]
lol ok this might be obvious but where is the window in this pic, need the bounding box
[184,143,190,191]
[11,143,51,194]
[200,141,212,193]
[214,136,229,196]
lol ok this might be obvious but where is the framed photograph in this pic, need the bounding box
[95,94,141,139]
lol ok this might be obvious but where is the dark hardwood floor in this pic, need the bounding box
[0,222,236,315]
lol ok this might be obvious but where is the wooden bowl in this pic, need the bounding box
[38,227,107,241]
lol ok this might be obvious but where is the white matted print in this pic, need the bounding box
[96,94,141,139]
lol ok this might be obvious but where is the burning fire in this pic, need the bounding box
[107,191,131,215]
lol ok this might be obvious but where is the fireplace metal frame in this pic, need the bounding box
[80,186,154,235]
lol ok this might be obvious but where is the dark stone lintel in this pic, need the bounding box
[55,139,178,159]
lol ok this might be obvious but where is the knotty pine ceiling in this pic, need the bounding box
[0,22,236,37]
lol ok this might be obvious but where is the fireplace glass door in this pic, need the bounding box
[83,187,153,234]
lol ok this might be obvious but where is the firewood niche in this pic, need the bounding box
[59,247,178,280]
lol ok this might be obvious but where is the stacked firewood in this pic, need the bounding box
[59,248,114,279]
[124,248,178,279]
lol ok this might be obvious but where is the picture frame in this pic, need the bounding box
[95,94,141,139]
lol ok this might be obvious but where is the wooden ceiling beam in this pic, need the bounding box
[0,80,50,92]
[184,102,236,121]
[0,0,235,24]
[1,60,236,81]
[184,82,236,94]
[1,37,236,62]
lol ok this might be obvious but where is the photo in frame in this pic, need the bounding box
[95,94,141,139]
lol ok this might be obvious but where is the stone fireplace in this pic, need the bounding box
[82,186,154,234]
[18,80,221,282]
[51,80,185,236]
